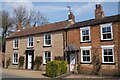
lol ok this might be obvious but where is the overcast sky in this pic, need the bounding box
[0,0,119,36]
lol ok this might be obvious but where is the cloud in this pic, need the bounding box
[3,0,34,12]
[34,5,67,13]
[72,1,103,16]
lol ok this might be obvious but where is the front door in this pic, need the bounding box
[28,53,32,69]
[26,50,34,70]
[70,53,76,71]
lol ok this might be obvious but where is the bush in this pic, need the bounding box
[60,60,67,74]
[34,56,42,70]
[77,64,81,73]
[19,56,24,69]
[46,60,67,78]
[6,58,11,68]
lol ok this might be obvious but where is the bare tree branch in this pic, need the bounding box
[13,6,49,29]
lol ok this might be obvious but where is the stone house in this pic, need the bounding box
[5,12,74,70]
[64,4,120,75]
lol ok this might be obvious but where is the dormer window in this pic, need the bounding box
[44,34,51,46]
[101,23,113,40]
[80,27,91,42]
[27,37,34,48]
[13,39,18,49]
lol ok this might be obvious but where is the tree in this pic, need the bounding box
[13,6,48,29]
[1,10,13,52]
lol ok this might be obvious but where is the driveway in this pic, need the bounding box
[2,68,48,78]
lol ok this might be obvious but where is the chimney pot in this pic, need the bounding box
[16,22,23,31]
[95,4,105,19]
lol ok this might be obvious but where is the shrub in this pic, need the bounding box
[77,64,81,73]
[6,58,11,68]
[46,60,67,78]
[55,56,64,60]
[34,56,42,70]
[60,60,67,74]
[19,56,24,69]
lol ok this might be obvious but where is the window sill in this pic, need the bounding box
[101,39,113,42]
[43,45,52,48]
[80,62,92,64]
[13,48,19,50]
[27,46,34,49]
[12,63,18,65]
[101,62,115,65]
[80,41,91,43]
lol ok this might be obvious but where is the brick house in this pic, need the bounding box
[64,4,120,75]
[5,13,74,70]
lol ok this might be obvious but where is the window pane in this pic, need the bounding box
[109,56,113,62]
[104,56,109,62]
[107,27,111,32]
[83,50,86,55]
[83,36,89,41]
[31,42,33,46]
[86,50,90,55]
[104,49,108,55]
[86,30,89,35]
[83,57,87,61]
[48,35,51,39]
[87,57,90,61]
[45,52,47,57]
[102,27,107,33]
[107,33,112,39]
[82,31,86,35]
[48,52,51,57]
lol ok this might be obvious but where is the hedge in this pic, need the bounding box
[46,60,67,78]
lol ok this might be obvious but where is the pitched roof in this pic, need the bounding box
[68,14,120,29]
[6,14,120,39]
[64,43,79,52]
[7,20,69,39]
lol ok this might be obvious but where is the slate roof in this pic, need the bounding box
[68,14,120,29]
[64,44,79,52]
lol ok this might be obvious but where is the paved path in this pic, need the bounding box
[2,68,48,78]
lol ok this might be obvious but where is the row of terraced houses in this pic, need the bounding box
[5,4,120,75]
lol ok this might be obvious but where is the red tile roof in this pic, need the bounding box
[7,20,69,39]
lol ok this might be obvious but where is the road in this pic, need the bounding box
[2,68,48,79]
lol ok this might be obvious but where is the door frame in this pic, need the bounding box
[69,52,77,72]
[26,50,34,70]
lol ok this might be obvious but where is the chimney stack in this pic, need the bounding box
[95,4,105,19]
[67,6,75,22]
[16,22,23,31]
[68,12,75,22]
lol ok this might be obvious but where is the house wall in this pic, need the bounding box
[5,31,64,69]
[67,21,120,75]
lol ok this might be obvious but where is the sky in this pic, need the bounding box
[0,0,119,36]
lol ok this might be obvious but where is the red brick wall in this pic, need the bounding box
[67,21,120,75]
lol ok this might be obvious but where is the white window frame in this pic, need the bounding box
[13,39,18,49]
[101,45,114,63]
[13,52,18,64]
[27,36,34,48]
[80,26,91,42]
[44,33,52,46]
[80,46,92,63]
[43,51,52,64]
[100,23,113,40]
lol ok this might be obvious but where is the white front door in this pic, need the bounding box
[28,54,32,69]
[70,53,76,71]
